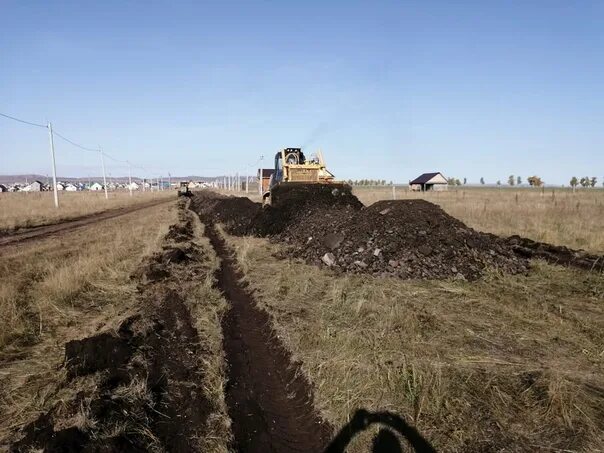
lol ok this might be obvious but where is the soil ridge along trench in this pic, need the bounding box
[201,218,332,452]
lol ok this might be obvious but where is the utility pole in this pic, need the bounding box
[99,149,108,200]
[168,173,171,190]
[47,122,59,208]
[246,173,249,194]
[127,161,133,197]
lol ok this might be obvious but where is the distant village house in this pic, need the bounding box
[22,181,44,192]
[409,172,448,192]
[89,182,104,191]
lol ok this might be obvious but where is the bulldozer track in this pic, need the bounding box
[201,218,331,452]
[0,198,174,248]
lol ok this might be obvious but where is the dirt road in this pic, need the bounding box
[203,221,332,452]
[0,198,174,247]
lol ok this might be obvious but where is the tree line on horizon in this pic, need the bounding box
[446,175,601,188]
[346,176,601,188]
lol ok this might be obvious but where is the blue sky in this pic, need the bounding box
[1,0,602,184]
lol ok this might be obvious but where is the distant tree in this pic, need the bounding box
[580,177,590,188]
[517,176,522,185]
[480,177,485,185]
[496,180,501,186]
[570,177,578,191]
[527,176,543,187]
[508,175,515,186]
[463,177,467,185]
[447,177,455,186]
[590,177,597,187]
[455,178,462,186]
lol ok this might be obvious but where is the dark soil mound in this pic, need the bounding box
[191,191,530,280]
[252,184,363,236]
[275,199,528,280]
[190,192,261,235]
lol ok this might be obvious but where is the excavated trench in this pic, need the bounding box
[202,220,332,452]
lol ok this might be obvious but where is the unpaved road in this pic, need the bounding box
[203,221,332,452]
[0,198,174,247]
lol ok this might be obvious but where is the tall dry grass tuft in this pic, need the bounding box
[227,234,604,452]
[0,190,174,231]
[353,186,604,253]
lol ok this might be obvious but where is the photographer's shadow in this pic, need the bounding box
[324,409,436,453]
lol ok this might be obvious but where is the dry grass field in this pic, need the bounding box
[0,190,174,231]
[353,186,604,253]
[2,186,602,451]
[227,233,604,452]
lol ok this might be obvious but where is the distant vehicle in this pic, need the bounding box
[178,181,191,197]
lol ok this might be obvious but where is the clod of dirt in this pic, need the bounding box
[165,221,194,242]
[65,331,133,378]
[65,315,140,379]
[10,413,90,453]
[161,246,190,264]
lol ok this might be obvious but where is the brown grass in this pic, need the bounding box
[227,233,604,452]
[353,186,604,254]
[0,201,176,443]
[0,190,174,231]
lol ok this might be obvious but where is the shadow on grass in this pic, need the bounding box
[325,409,437,453]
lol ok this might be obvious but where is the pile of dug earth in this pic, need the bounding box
[270,198,529,281]
[192,189,531,281]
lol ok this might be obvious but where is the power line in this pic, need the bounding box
[3,111,166,187]
[102,152,128,164]
[52,130,99,153]
[0,112,46,128]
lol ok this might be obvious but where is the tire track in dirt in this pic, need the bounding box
[202,220,332,452]
[0,197,174,247]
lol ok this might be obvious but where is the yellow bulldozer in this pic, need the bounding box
[262,147,352,206]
